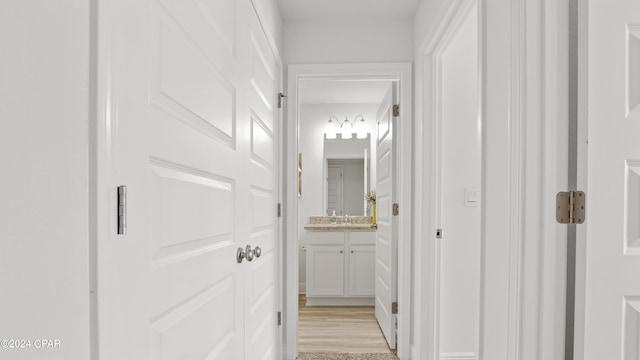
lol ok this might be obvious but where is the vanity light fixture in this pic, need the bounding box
[325,116,338,139]
[325,115,367,139]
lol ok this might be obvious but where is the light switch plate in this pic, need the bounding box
[465,187,479,207]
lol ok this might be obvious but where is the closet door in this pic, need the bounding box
[244,6,281,360]
[97,0,279,359]
[583,0,640,357]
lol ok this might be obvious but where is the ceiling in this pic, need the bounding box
[276,0,421,21]
[299,80,392,105]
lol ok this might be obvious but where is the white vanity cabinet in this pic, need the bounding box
[306,230,375,306]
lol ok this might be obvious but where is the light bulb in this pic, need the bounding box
[325,118,337,139]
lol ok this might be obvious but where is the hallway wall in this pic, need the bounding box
[283,19,413,64]
[0,2,92,359]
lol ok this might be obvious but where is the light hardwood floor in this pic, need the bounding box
[298,295,393,354]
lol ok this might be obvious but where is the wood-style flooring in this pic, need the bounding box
[298,295,393,354]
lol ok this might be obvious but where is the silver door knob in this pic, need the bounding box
[237,247,246,263]
[254,246,262,258]
[245,245,255,262]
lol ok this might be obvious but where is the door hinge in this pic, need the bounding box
[392,203,399,216]
[393,104,400,117]
[556,191,586,224]
[277,311,282,326]
[436,229,443,239]
[391,302,398,314]
[278,93,287,109]
[277,203,282,218]
[117,185,127,235]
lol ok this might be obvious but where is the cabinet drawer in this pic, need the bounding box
[307,231,345,245]
[349,231,375,245]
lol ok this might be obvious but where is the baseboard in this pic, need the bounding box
[282,344,288,360]
[440,353,476,360]
[299,283,306,294]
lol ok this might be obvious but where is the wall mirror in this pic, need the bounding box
[323,136,370,215]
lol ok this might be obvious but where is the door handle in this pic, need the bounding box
[254,246,262,258]
[237,247,246,263]
[245,245,255,262]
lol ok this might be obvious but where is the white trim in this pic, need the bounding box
[89,1,100,359]
[574,0,589,357]
[537,0,571,358]
[94,0,115,357]
[506,0,526,357]
[440,353,476,360]
[416,1,479,359]
[285,63,412,360]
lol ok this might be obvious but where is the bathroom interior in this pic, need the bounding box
[296,78,397,353]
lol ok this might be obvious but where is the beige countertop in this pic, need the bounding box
[303,223,377,231]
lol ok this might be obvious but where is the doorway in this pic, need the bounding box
[284,63,412,360]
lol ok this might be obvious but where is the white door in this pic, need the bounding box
[98,0,279,359]
[375,83,398,349]
[327,165,343,215]
[584,0,640,357]
[244,5,281,360]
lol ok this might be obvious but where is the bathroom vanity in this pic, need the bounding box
[304,218,376,306]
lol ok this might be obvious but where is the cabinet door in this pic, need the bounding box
[307,246,345,296]
[349,245,376,296]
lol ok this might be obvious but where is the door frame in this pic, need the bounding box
[415,0,569,358]
[284,63,412,359]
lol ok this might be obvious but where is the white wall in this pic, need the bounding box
[298,103,377,292]
[283,19,413,64]
[0,1,92,359]
[439,7,480,355]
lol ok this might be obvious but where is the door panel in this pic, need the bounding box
[100,0,278,359]
[147,2,244,358]
[245,7,280,360]
[585,0,640,357]
[375,83,397,349]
